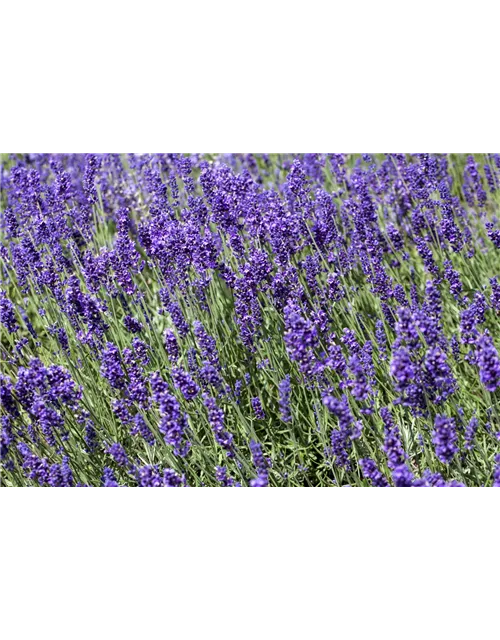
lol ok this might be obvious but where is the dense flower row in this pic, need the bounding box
[1,153,499,486]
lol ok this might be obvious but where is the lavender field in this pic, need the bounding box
[1,153,499,487]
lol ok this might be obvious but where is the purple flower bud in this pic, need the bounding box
[102,467,119,487]
[251,396,266,420]
[278,376,292,423]
[0,292,19,333]
[124,315,143,333]
[249,440,268,487]
[359,459,389,486]
[172,367,199,401]
[476,332,500,392]
[392,464,414,487]
[203,393,234,457]
[100,343,126,390]
[432,415,458,464]
[107,443,130,468]
[163,329,179,361]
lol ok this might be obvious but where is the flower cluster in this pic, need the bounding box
[1,153,499,486]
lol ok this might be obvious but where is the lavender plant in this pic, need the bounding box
[1,153,499,487]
